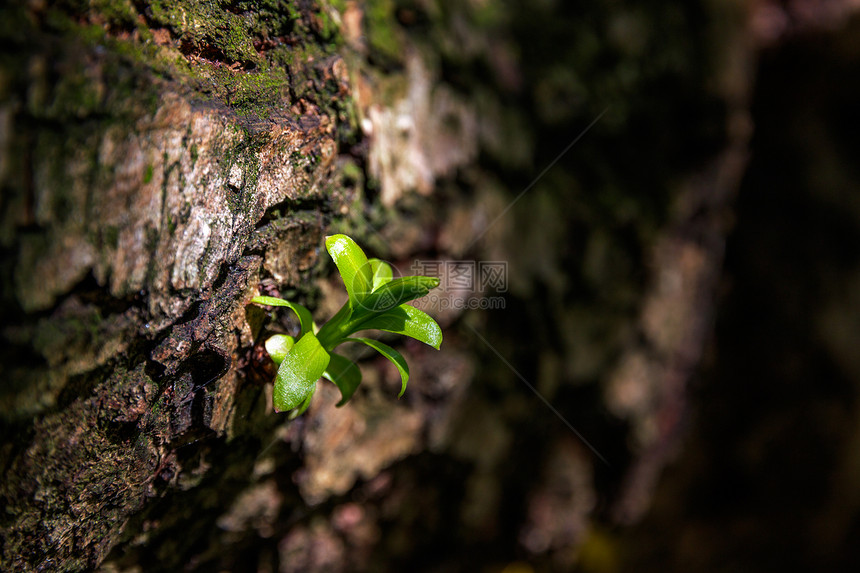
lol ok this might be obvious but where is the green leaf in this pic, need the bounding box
[358,304,443,349]
[316,301,351,350]
[251,236,443,415]
[273,332,330,413]
[352,276,440,317]
[321,300,351,334]
[264,334,295,365]
[250,296,314,336]
[289,384,316,419]
[323,352,362,406]
[369,258,393,291]
[326,234,373,308]
[351,337,410,397]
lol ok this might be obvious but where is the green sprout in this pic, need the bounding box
[251,234,442,417]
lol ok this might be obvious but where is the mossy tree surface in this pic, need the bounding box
[0,1,354,570]
[4,0,828,572]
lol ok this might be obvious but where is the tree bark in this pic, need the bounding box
[0,1,778,571]
[1,2,346,569]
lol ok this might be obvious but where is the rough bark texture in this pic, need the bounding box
[2,0,858,572]
[1,2,349,570]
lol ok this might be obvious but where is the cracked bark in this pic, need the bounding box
[7,1,850,572]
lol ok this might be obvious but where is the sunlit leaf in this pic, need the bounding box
[353,276,440,316]
[350,337,410,397]
[289,384,316,419]
[273,332,330,413]
[323,352,362,406]
[254,235,444,415]
[250,296,314,336]
[264,334,294,365]
[369,258,393,291]
[326,234,373,308]
[316,299,352,350]
[358,304,443,349]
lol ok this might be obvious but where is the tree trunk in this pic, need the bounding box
[9,1,849,572]
[1,2,348,569]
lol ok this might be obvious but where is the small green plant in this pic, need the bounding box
[250,234,442,417]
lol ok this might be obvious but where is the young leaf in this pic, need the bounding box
[273,332,330,413]
[251,296,314,336]
[323,352,362,406]
[326,234,373,307]
[369,258,393,291]
[265,334,295,365]
[252,235,444,415]
[350,337,410,397]
[353,276,440,316]
[289,384,316,420]
[316,301,352,350]
[358,304,443,349]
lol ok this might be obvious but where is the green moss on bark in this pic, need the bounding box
[32,0,351,124]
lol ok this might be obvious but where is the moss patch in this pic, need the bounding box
[39,0,351,125]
